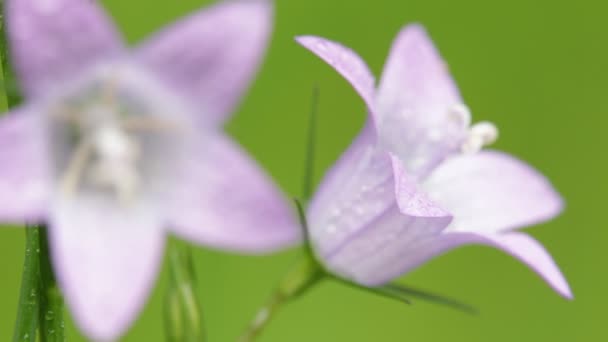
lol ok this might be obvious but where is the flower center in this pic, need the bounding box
[49,64,190,205]
[448,104,499,154]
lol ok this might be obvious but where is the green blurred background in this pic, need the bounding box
[1,0,606,340]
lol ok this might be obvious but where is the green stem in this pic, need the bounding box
[12,228,41,342]
[238,256,324,342]
[0,7,19,107]
[38,228,65,342]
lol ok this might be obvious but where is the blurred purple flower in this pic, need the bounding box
[1,0,298,339]
[297,25,571,298]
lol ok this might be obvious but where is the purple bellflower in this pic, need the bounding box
[1,0,298,339]
[296,25,571,298]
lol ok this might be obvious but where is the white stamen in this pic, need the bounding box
[448,103,472,129]
[471,121,499,145]
[93,125,138,161]
[59,139,94,196]
[53,62,193,206]
[90,125,141,203]
[461,121,499,154]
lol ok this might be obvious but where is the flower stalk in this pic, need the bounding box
[10,228,41,342]
[238,255,324,342]
[37,228,65,342]
[164,244,205,342]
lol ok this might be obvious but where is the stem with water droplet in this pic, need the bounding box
[11,228,41,342]
[38,228,64,342]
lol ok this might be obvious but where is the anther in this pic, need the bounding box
[448,103,472,129]
[461,121,499,154]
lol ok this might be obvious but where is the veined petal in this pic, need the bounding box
[0,108,50,222]
[308,121,376,230]
[307,123,393,256]
[167,134,300,253]
[49,196,165,341]
[477,232,572,298]
[7,0,124,96]
[358,231,571,298]
[422,150,563,234]
[376,24,466,179]
[320,204,451,287]
[296,35,376,113]
[136,0,272,126]
[390,154,450,218]
[308,126,452,263]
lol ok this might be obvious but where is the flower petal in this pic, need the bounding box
[135,0,272,126]
[0,108,50,222]
[478,232,572,298]
[308,125,452,264]
[7,0,124,96]
[390,153,450,218]
[422,150,563,234]
[167,134,300,253]
[320,204,451,286]
[307,123,392,256]
[49,196,165,341]
[355,231,571,298]
[375,24,466,179]
[296,35,376,113]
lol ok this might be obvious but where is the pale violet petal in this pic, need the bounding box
[356,231,571,298]
[478,232,572,298]
[296,35,376,114]
[7,0,124,96]
[390,153,450,218]
[321,204,452,286]
[0,108,50,222]
[376,24,466,179]
[308,124,452,261]
[422,150,563,234]
[135,0,272,126]
[49,196,165,341]
[167,134,300,253]
[307,123,393,257]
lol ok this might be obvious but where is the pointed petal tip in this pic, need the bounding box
[135,0,274,125]
[295,34,377,116]
[558,283,574,300]
[49,198,166,341]
[295,35,319,44]
[7,0,125,95]
[395,23,435,47]
[479,232,573,300]
[167,135,301,254]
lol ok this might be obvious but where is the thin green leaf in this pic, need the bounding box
[302,85,320,201]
